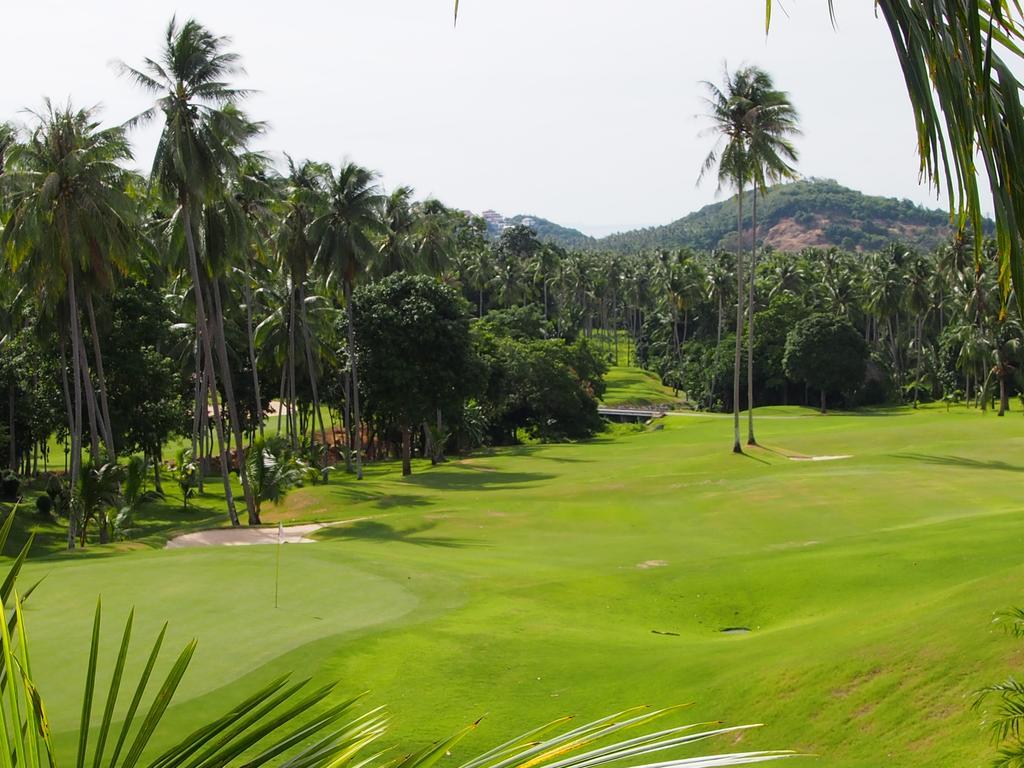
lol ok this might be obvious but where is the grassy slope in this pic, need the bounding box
[13,404,1024,767]
[600,366,682,407]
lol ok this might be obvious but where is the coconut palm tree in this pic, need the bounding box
[309,161,385,481]
[119,16,259,526]
[700,65,758,453]
[276,158,331,454]
[1,103,135,547]
[741,68,799,445]
[905,254,933,407]
[375,185,416,278]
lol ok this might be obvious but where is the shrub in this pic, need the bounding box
[34,493,53,519]
[0,471,20,501]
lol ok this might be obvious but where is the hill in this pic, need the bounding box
[481,211,596,249]
[494,179,968,254]
[597,179,961,253]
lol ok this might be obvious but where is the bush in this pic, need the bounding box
[0,471,20,501]
[34,493,53,519]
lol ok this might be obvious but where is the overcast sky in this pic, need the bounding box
[3,2,965,236]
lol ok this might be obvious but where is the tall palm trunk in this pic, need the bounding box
[58,328,78,550]
[182,203,240,527]
[341,372,353,473]
[711,293,724,409]
[202,363,239,525]
[72,296,102,462]
[192,347,207,493]
[66,268,87,481]
[7,382,14,472]
[344,280,364,480]
[299,284,328,461]
[85,293,117,459]
[747,187,758,446]
[242,269,264,439]
[401,425,412,476]
[913,317,924,408]
[732,188,745,454]
[286,283,299,447]
[212,279,259,525]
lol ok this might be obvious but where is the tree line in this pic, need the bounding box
[1,17,1019,547]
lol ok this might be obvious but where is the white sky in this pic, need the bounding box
[2,1,972,236]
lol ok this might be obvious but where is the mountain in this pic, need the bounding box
[487,179,969,254]
[479,210,595,249]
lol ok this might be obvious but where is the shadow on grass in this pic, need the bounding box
[402,465,554,490]
[315,487,432,510]
[316,520,473,548]
[893,453,1024,473]
[464,446,592,463]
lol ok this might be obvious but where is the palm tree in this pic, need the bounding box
[700,65,757,453]
[905,254,933,407]
[376,186,416,278]
[2,104,135,548]
[741,68,799,445]
[310,162,385,481]
[119,17,259,526]
[276,158,331,454]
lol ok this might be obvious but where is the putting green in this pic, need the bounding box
[15,403,1024,767]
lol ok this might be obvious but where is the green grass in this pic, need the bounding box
[8,401,1024,766]
[601,366,683,407]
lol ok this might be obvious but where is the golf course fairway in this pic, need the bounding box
[17,404,1024,767]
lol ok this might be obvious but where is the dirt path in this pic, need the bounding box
[165,518,365,549]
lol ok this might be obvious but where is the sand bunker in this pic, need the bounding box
[636,559,668,569]
[166,519,365,549]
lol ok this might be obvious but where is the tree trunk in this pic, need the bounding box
[917,315,925,409]
[191,336,205,493]
[341,372,353,473]
[435,408,445,463]
[820,389,827,414]
[401,426,412,476]
[747,187,758,446]
[85,293,117,460]
[58,330,78,550]
[299,284,329,464]
[7,382,14,472]
[286,282,298,447]
[243,269,264,438]
[211,280,259,526]
[153,449,164,495]
[73,294,102,463]
[344,280,364,480]
[732,188,744,453]
[204,363,239,525]
[182,203,240,527]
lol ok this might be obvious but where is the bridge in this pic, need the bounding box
[597,406,669,423]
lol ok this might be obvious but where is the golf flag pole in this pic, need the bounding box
[274,522,283,608]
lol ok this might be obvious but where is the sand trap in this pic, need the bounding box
[789,454,852,462]
[636,560,668,569]
[166,519,365,549]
